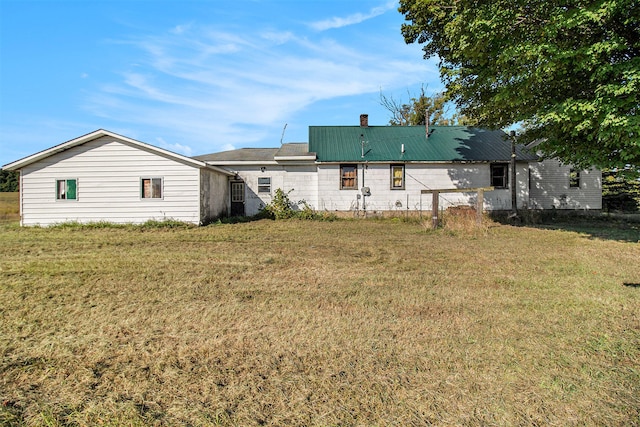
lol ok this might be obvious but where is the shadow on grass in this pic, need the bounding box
[491,211,640,243]
[623,283,640,288]
[211,214,272,225]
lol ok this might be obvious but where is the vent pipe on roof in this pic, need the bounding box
[360,114,369,127]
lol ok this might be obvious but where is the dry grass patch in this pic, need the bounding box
[1,219,639,426]
[0,192,19,223]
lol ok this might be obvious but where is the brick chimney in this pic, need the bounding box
[360,114,369,127]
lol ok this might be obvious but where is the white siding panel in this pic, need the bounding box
[20,136,203,225]
[529,159,602,209]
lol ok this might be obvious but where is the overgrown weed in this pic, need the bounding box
[44,219,196,230]
[261,188,338,221]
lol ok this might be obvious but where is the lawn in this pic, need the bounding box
[0,192,19,223]
[0,216,639,426]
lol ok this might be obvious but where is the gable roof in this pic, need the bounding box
[195,143,315,165]
[2,129,233,174]
[308,126,538,163]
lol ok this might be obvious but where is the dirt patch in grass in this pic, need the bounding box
[1,220,639,426]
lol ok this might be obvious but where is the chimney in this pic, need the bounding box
[360,114,369,127]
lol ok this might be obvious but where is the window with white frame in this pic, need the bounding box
[141,178,162,199]
[391,165,405,189]
[56,179,77,200]
[258,177,271,193]
[490,164,508,189]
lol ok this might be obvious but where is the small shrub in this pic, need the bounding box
[262,188,296,220]
[261,189,335,221]
[297,200,316,220]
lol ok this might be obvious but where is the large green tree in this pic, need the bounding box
[399,0,639,169]
[0,170,19,192]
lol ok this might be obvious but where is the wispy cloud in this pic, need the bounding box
[308,1,397,31]
[85,12,435,155]
[156,137,193,156]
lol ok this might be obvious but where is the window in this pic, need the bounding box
[258,177,271,193]
[340,164,357,189]
[141,178,162,199]
[391,165,405,189]
[569,168,580,188]
[56,179,77,200]
[231,182,244,203]
[490,164,508,189]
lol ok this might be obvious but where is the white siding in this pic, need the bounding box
[20,136,203,226]
[529,159,602,209]
[231,164,317,216]
[316,163,530,213]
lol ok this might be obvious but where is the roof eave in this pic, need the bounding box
[204,160,280,166]
[2,129,209,170]
[273,155,317,161]
[315,158,537,164]
[203,165,236,176]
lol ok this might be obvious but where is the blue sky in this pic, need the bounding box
[0,0,442,167]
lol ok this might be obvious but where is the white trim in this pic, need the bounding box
[205,165,235,176]
[205,160,280,166]
[2,129,210,171]
[273,155,317,161]
[55,178,78,201]
[140,176,164,200]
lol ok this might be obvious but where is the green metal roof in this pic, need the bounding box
[308,126,538,163]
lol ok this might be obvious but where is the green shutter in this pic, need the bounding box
[66,179,77,200]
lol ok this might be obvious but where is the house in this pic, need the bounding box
[197,115,602,216]
[2,117,602,226]
[1,129,233,226]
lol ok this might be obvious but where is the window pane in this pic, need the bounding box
[491,165,507,188]
[142,178,162,198]
[341,165,357,189]
[392,166,404,188]
[142,179,151,198]
[57,180,66,199]
[56,179,76,200]
[231,183,244,202]
[152,178,162,198]
[66,179,77,200]
[258,177,271,193]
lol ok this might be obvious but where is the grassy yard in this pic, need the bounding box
[0,192,19,223]
[0,214,639,426]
